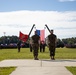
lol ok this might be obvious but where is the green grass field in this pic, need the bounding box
[0,47,76,61]
[66,67,76,75]
[0,67,16,75]
[0,47,76,75]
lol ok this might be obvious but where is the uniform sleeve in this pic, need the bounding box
[55,35,57,44]
[45,36,49,47]
[30,37,33,44]
[38,36,40,44]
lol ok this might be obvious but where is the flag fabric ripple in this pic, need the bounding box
[36,29,45,41]
[19,31,28,42]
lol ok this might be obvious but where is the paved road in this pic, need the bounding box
[0,59,76,75]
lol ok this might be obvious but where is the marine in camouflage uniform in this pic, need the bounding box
[29,38,33,52]
[40,41,46,52]
[17,40,21,52]
[47,30,57,60]
[31,31,40,60]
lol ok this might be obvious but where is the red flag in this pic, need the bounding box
[19,31,28,42]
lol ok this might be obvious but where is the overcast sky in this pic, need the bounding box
[0,0,76,39]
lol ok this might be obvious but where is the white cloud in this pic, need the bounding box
[0,10,76,39]
[58,0,76,2]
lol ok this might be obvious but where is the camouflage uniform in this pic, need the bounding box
[29,44,32,52]
[40,41,46,52]
[48,33,57,60]
[31,34,40,60]
[29,37,33,52]
[17,40,21,52]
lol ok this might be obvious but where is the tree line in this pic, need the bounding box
[57,37,76,48]
[0,36,76,48]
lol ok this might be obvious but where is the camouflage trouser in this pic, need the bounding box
[29,44,32,52]
[18,47,20,52]
[49,46,55,56]
[32,43,39,57]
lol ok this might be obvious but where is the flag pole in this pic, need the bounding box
[26,24,35,42]
[45,24,51,33]
[28,24,35,38]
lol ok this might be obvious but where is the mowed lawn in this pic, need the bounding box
[0,47,76,61]
[66,67,76,75]
[0,47,76,75]
[0,67,16,75]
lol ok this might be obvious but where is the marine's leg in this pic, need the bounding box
[33,44,39,60]
[40,45,42,52]
[30,45,32,52]
[43,45,45,52]
[18,47,20,52]
[52,47,55,60]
